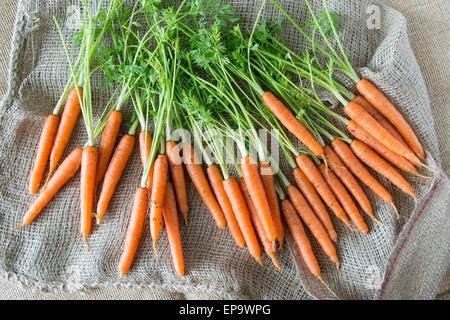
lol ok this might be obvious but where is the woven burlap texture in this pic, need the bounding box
[0,0,448,300]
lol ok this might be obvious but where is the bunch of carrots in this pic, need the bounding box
[16,0,433,292]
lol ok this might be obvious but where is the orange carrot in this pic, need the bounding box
[162,181,184,277]
[324,146,375,221]
[182,143,226,229]
[47,87,83,182]
[331,139,395,209]
[259,161,284,247]
[241,156,276,242]
[149,154,169,253]
[139,131,155,192]
[281,199,320,277]
[14,147,82,230]
[350,140,416,201]
[239,178,281,269]
[287,185,339,268]
[29,114,60,194]
[295,155,351,228]
[96,134,135,223]
[118,187,148,278]
[95,110,122,185]
[223,177,261,263]
[207,165,245,248]
[353,95,413,154]
[166,140,189,224]
[80,146,97,248]
[356,79,425,159]
[292,167,337,242]
[347,120,423,176]
[318,164,368,234]
[139,131,151,165]
[344,100,422,166]
[262,91,324,156]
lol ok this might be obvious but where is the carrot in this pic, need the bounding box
[353,95,413,154]
[29,114,59,194]
[207,165,245,248]
[238,178,280,269]
[149,154,169,253]
[118,187,148,278]
[292,167,337,242]
[259,161,284,247]
[96,134,135,223]
[14,147,82,230]
[344,100,422,166]
[166,140,189,225]
[223,177,261,263]
[287,185,339,268]
[139,131,151,166]
[323,146,376,221]
[139,131,155,192]
[347,120,425,177]
[281,199,320,277]
[182,143,226,229]
[47,87,83,182]
[162,181,184,277]
[262,91,324,156]
[350,140,417,201]
[318,164,368,234]
[356,79,425,159]
[295,155,351,228]
[80,146,97,248]
[241,156,276,242]
[331,139,396,212]
[95,110,122,185]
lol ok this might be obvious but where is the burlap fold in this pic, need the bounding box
[0,0,448,300]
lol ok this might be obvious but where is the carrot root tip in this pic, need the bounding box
[42,167,55,191]
[414,172,434,179]
[213,232,221,244]
[341,218,356,231]
[373,217,386,226]
[153,243,159,257]
[83,236,91,251]
[335,261,341,271]
[344,220,356,231]
[272,240,277,253]
[318,276,337,298]
[13,224,26,231]
[272,258,282,271]
[120,272,125,278]
[420,162,437,173]
[391,203,400,219]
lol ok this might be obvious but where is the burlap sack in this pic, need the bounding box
[0,0,448,300]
